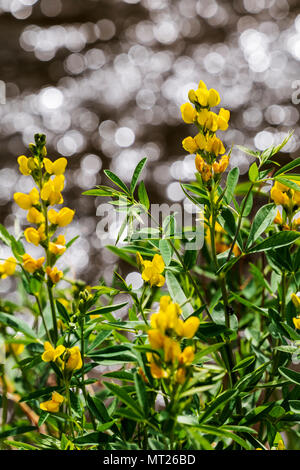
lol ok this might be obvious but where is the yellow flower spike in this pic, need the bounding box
[48,207,75,227]
[22,253,45,273]
[17,155,31,175]
[24,227,43,246]
[179,346,195,365]
[49,235,66,256]
[175,367,186,384]
[14,187,39,210]
[40,391,64,413]
[150,361,168,379]
[64,346,82,371]
[44,157,67,176]
[270,187,290,207]
[41,341,66,362]
[208,88,221,107]
[46,266,63,284]
[27,207,44,225]
[291,293,300,309]
[182,136,198,154]
[141,254,165,287]
[180,103,197,124]
[182,316,200,338]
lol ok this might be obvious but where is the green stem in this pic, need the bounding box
[47,283,58,344]
[0,364,8,431]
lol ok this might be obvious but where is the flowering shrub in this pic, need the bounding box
[0,81,300,451]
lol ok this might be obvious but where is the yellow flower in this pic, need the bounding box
[14,187,39,210]
[150,361,168,379]
[64,346,82,371]
[197,109,218,132]
[44,157,67,175]
[40,391,64,413]
[148,329,165,349]
[195,88,209,106]
[0,257,17,279]
[213,155,229,174]
[270,187,290,206]
[48,207,75,227]
[208,88,221,107]
[7,343,25,355]
[22,253,45,273]
[41,175,64,205]
[182,317,200,339]
[180,103,197,124]
[17,155,31,175]
[41,341,65,362]
[27,207,44,225]
[140,253,165,287]
[163,336,181,363]
[206,135,225,156]
[49,235,66,256]
[24,226,45,246]
[179,346,195,364]
[194,133,207,150]
[274,210,283,225]
[293,317,300,329]
[175,367,186,384]
[217,108,230,131]
[291,293,300,309]
[46,266,63,284]
[182,136,198,154]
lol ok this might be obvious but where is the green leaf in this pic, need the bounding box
[236,145,259,158]
[247,231,300,254]
[159,239,172,266]
[130,158,147,194]
[87,329,113,353]
[106,245,136,267]
[274,177,300,192]
[232,355,255,372]
[134,372,148,416]
[279,367,300,386]
[137,181,149,209]
[0,426,36,439]
[246,203,277,249]
[88,302,128,316]
[87,344,137,364]
[104,170,130,195]
[0,311,37,339]
[224,167,239,204]
[104,381,144,418]
[87,395,111,424]
[199,389,238,423]
[0,223,13,246]
[165,271,193,318]
[249,162,259,182]
[289,400,300,413]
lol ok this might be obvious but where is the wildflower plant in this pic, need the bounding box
[0,79,300,451]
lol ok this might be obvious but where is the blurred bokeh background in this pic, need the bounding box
[0,0,300,293]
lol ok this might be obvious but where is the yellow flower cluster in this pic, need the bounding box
[40,391,64,413]
[42,341,83,371]
[271,180,300,232]
[12,145,75,285]
[181,80,230,182]
[0,257,16,279]
[137,253,165,287]
[147,296,200,383]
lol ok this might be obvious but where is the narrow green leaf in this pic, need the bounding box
[130,158,147,194]
[246,203,277,249]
